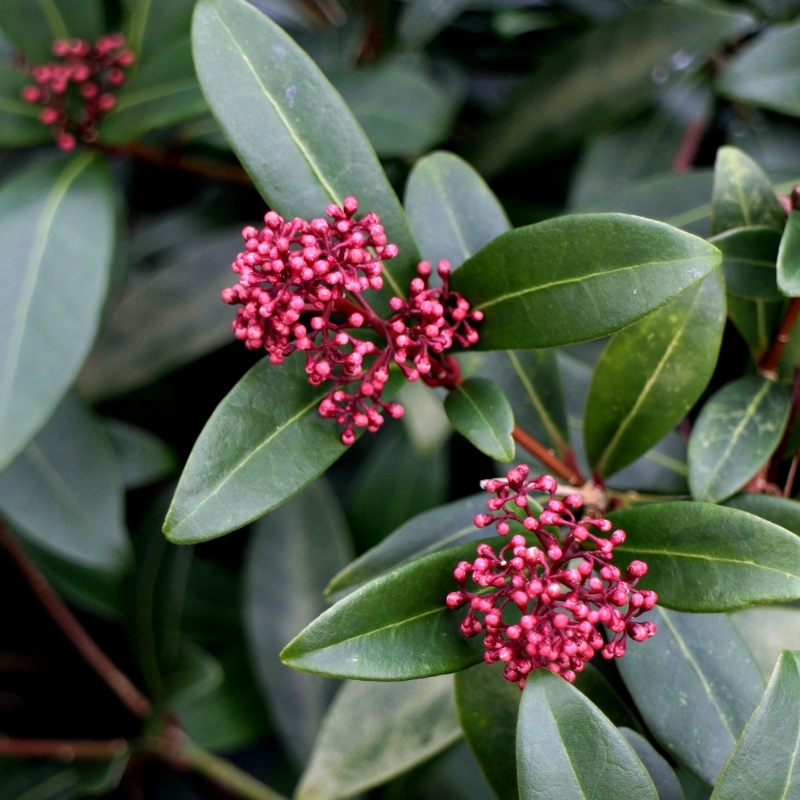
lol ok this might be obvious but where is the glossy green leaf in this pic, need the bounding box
[0,153,115,471]
[191,0,420,297]
[620,729,686,800]
[445,378,515,462]
[124,0,196,67]
[616,607,764,786]
[103,419,177,490]
[711,146,784,235]
[585,269,725,479]
[472,5,753,176]
[731,606,800,678]
[281,540,485,679]
[0,393,130,574]
[573,665,643,733]
[726,294,783,358]
[0,65,51,147]
[326,493,487,602]
[688,376,790,503]
[450,213,721,350]
[405,150,511,269]
[725,492,800,533]
[712,226,783,300]
[778,209,800,296]
[0,0,102,62]
[295,676,462,800]
[517,669,658,800]
[456,662,520,800]
[610,502,800,611]
[717,20,800,118]
[710,650,800,798]
[244,479,353,766]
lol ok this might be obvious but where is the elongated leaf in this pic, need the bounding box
[244,479,353,766]
[726,293,783,357]
[0,393,130,573]
[731,606,800,678]
[712,226,783,300]
[778,209,800,295]
[103,419,177,490]
[192,0,420,297]
[0,0,102,62]
[405,150,511,269]
[617,607,764,786]
[620,729,686,800]
[0,757,127,800]
[445,378,515,461]
[573,665,643,733]
[281,540,486,679]
[0,65,51,147]
[585,269,725,478]
[724,492,800,533]
[0,153,115,471]
[396,379,452,458]
[688,375,790,503]
[517,669,658,800]
[711,146,785,235]
[610,502,800,611]
[450,213,721,350]
[124,0,196,67]
[717,20,800,118]
[677,769,712,800]
[711,650,800,799]
[471,5,753,177]
[295,676,462,800]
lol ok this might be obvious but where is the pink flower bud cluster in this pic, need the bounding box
[222,197,482,445]
[20,35,134,151]
[446,466,657,688]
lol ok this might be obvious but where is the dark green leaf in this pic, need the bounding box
[0,65,51,147]
[0,393,130,574]
[724,492,800,534]
[191,0,420,297]
[710,650,800,798]
[103,419,177,490]
[620,729,686,800]
[398,0,470,46]
[676,769,712,800]
[610,502,800,611]
[455,662,520,800]
[445,378,515,462]
[731,605,800,678]
[419,741,497,800]
[616,607,764,785]
[181,557,241,648]
[688,375,790,503]
[0,153,115,471]
[517,669,658,800]
[717,20,800,118]
[396,379,452,458]
[0,0,102,62]
[281,540,485,679]
[124,0,196,67]
[712,226,783,300]
[778,209,800,295]
[585,269,725,478]
[711,146,784,235]
[0,757,127,800]
[244,479,353,766]
[295,677,461,800]
[726,294,783,358]
[450,213,721,350]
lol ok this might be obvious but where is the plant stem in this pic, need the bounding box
[759,297,800,375]
[671,119,706,173]
[0,522,152,719]
[0,737,128,760]
[786,452,800,497]
[769,365,800,482]
[512,426,583,485]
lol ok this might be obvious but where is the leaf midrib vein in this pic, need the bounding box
[114,78,199,110]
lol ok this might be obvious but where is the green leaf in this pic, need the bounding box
[0,0,102,62]
[181,557,241,648]
[572,664,643,733]
[712,226,783,300]
[677,769,712,800]
[620,729,686,800]
[0,757,128,800]
[404,150,511,269]
[585,269,725,479]
[244,479,353,766]
[0,65,51,147]
[731,605,800,678]
[326,493,487,602]
[711,650,800,798]
[455,662,521,800]
[0,152,116,471]
[471,5,754,177]
[725,491,800,532]
[281,540,485,680]
[610,502,800,612]
[726,294,783,358]
[398,0,470,46]
[717,20,800,118]
[711,146,785,235]
[295,676,462,800]
[778,209,800,296]
[517,669,658,800]
[449,213,722,350]
[0,393,130,574]
[616,607,765,786]
[445,378,515,462]
[191,0,420,298]
[124,0,196,67]
[688,375,790,503]
[103,419,177,490]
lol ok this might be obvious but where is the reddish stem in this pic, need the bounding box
[759,298,800,375]
[769,365,800,482]
[512,426,584,486]
[671,119,706,173]
[0,737,128,761]
[0,522,152,719]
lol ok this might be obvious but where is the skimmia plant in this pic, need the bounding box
[8,0,800,799]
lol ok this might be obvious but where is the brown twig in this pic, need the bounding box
[786,452,800,497]
[0,522,152,719]
[759,298,800,375]
[512,426,583,485]
[0,737,128,761]
[671,119,706,173]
